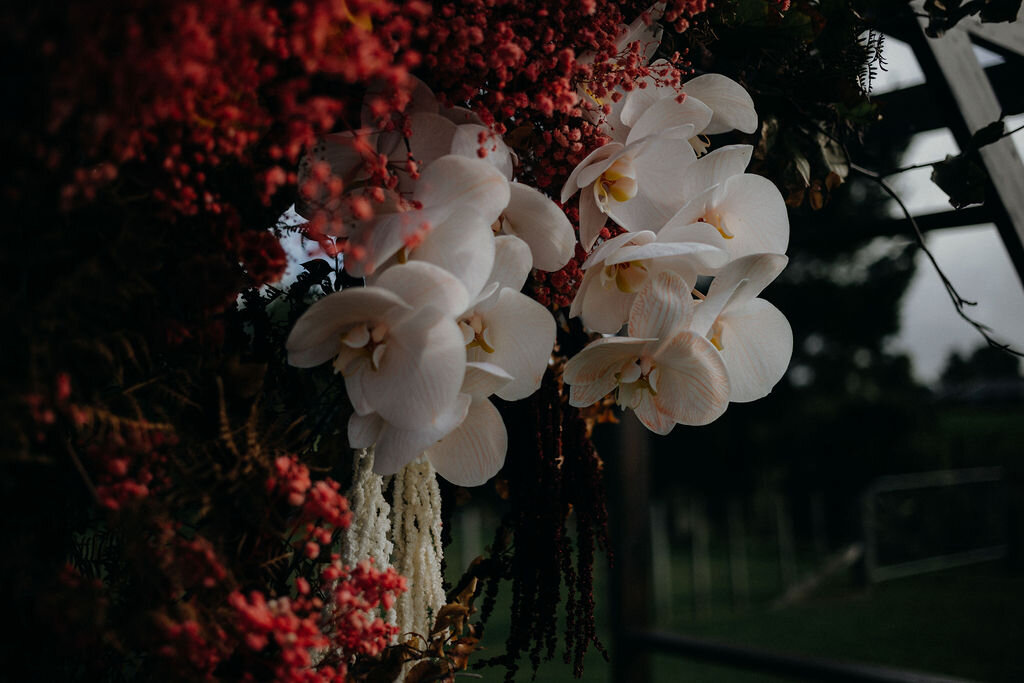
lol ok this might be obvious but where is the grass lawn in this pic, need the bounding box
[449,557,1024,682]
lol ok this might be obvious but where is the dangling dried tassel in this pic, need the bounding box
[343,448,394,569]
[314,447,398,668]
[390,456,445,644]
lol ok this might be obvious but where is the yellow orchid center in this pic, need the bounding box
[709,319,725,351]
[594,157,638,207]
[600,260,649,293]
[701,208,733,240]
[614,357,660,408]
[460,314,495,354]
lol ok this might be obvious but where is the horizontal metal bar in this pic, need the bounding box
[865,467,1004,496]
[628,629,978,683]
[869,545,1007,583]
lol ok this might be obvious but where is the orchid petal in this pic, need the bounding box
[564,337,652,407]
[286,288,408,368]
[633,390,677,435]
[677,144,752,198]
[626,93,710,145]
[628,271,694,339]
[408,112,458,168]
[579,187,607,251]
[718,298,793,403]
[684,74,758,135]
[582,230,656,269]
[408,206,496,302]
[714,174,790,258]
[375,261,470,319]
[451,124,514,179]
[490,235,533,292]
[415,155,511,225]
[578,274,635,334]
[372,394,472,476]
[463,361,514,398]
[348,412,383,449]
[427,397,507,487]
[562,143,624,203]
[653,331,730,425]
[467,289,555,401]
[441,106,485,125]
[503,183,575,271]
[359,309,466,431]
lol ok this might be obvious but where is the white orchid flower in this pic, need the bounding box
[692,254,793,402]
[617,61,758,153]
[564,271,730,432]
[402,109,575,272]
[659,167,789,264]
[561,129,701,250]
[349,361,514,485]
[569,226,729,333]
[286,261,469,434]
[460,235,556,400]
[343,154,510,279]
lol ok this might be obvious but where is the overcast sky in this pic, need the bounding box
[872,37,1024,385]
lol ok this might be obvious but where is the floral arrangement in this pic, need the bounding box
[2,0,887,681]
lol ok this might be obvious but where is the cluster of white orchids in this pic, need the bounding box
[286,28,793,489]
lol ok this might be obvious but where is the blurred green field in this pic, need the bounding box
[448,550,1024,682]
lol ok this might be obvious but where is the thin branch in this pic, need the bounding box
[851,163,1024,358]
[880,122,1024,177]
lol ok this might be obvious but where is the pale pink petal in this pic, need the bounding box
[564,337,651,407]
[375,261,470,319]
[718,298,792,402]
[504,183,575,272]
[286,288,407,368]
[683,74,757,135]
[427,397,507,487]
[626,94,710,145]
[569,267,596,320]
[466,289,555,401]
[628,270,694,339]
[463,361,514,398]
[633,390,677,435]
[653,332,730,425]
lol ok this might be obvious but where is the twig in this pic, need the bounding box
[851,163,1024,358]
